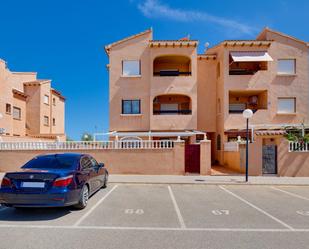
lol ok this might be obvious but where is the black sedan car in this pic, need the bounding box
[0,153,108,209]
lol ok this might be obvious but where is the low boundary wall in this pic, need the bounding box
[0,140,211,175]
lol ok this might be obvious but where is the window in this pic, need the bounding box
[22,155,79,170]
[52,118,56,126]
[6,104,11,114]
[44,95,50,105]
[122,60,141,76]
[44,116,49,126]
[90,157,98,168]
[277,98,296,114]
[52,98,56,106]
[122,100,141,114]
[277,59,296,75]
[80,157,92,171]
[13,107,21,120]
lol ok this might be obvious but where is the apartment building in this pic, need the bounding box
[0,59,66,141]
[105,28,309,175]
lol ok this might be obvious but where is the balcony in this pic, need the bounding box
[151,94,195,130]
[229,51,272,75]
[229,90,268,114]
[153,95,191,115]
[153,55,191,77]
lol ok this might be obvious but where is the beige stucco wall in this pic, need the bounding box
[200,140,211,175]
[108,31,199,132]
[109,32,152,132]
[221,39,309,131]
[278,140,309,177]
[51,92,65,135]
[24,84,41,135]
[0,59,65,141]
[150,46,198,131]
[0,142,186,175]
[197,58,217,132]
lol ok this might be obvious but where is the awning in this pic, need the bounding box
[255,130,286,136]
[230,51,273,62]
[105,131,206,137]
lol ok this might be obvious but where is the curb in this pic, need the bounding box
[109,181,309,186]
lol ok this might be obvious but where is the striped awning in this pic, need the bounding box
[255,130,286,136]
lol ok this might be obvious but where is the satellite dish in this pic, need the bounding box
[204,42,210,53]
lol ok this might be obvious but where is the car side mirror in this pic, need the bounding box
[98,163,104,168]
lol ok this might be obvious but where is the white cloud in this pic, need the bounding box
[137,0,256,36]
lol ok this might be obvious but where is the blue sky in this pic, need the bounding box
[1,0,308,140]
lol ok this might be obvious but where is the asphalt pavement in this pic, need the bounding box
[0,184,309,249]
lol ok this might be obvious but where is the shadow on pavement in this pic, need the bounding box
[0,207,74,222]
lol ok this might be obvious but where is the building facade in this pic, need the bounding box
[105,28,309,175]
[0,59,66,141]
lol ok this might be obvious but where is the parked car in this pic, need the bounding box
[0,153,108,209]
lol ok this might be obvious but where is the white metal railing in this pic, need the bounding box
[289,141,309,152]
[0,140,175,151]
[224,142,239,152]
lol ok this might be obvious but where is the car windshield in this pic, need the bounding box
[22,155,79,170]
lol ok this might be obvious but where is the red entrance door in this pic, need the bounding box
[185,144,200,173]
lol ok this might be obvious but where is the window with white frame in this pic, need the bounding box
[13,107,21,120]
[122,60,141,76]
[44,95,50,105]
[277,59,296,75]
[277,97,296,114]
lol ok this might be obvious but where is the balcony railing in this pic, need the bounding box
[153,110,192,115]
[229,109,258,114]
[153,70,191,77]
[0,140,175,151]
[289,141,309,152]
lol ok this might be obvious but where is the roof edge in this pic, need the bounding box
[105,28,152,55]
[257,27,307,46]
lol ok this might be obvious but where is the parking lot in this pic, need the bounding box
[0,184,309,249]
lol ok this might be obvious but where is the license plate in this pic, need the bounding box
[21,182,45,188]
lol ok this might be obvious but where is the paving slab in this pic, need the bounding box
[225,185,309,229]
[171,185,283,229]
[78,184,180,228]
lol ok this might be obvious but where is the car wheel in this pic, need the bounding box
[74,185,89,209]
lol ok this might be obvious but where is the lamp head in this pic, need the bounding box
[242,109,253,119]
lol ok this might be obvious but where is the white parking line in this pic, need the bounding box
[0,224,308,232]
[219,185,295,231]
[270,187,309,201]
[168,185,186,229]
[73,185,118,226]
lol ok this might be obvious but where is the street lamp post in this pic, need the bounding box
[242,109,253,182]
